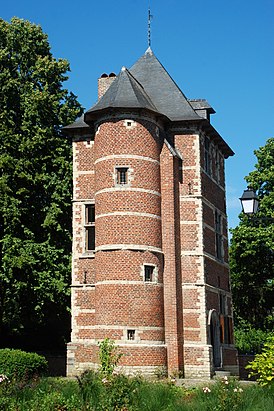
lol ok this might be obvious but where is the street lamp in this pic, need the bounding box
[239,187,259,215]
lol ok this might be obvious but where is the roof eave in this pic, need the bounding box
[84,105,169,125]
[168,118,234,158]
[200,119,234,158]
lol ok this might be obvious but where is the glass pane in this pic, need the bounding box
[86,226,95,251]
[86,205,95,223]
[144,265,153,282]
[127,330,135,340]
[117,168,128,184]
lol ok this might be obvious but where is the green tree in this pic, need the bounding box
[0,17,82,349]
[230,138,274,333]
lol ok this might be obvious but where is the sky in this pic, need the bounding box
[2,0,274,230]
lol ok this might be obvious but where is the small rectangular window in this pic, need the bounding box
[204,137,211,176]
[215,150,221,183]
[86,226,95,251]
[86,204,95,223]
[219,293,226,315]
[85,204,95,252]
[144,265,154,282]
[116,167,128,185]
[127,330,135,340]
[215,211,223,260]
[220,315,232,344]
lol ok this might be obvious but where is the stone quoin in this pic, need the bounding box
[64,48,239,378]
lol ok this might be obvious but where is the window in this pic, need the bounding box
[215,150,221,183]
[204,137,212,176]
[127,330,135,340]
[219,293,226,315]
[144,265,154,282]
[85,204,95,252]
[142,264,157,283]
[219,294,233,344]
[116,167,128,185]
[123,119,136,129]
[215,210,223,260]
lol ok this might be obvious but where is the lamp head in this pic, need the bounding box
[239,187,259,215]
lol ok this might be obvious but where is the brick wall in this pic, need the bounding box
[67,108,238,378]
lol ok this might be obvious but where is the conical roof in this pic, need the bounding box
[129,48,200,121]
[63,49,234,158]
[62,114,90,132]
[86,66,161,118]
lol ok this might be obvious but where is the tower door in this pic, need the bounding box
[209,309,222,368]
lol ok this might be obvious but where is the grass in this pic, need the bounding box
[1,372,274,410]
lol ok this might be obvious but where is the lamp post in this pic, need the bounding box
[239,187,274,222]
[239,187,259,216]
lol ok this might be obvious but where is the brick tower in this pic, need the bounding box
[64,48,239,378]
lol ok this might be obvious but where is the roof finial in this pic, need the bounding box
[148,6,153,48]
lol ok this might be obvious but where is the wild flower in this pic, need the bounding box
[222,376,229,385]
[233,387,243,393]
[101,377,109,385]
[0,375,9,383]
[203,386,211,393]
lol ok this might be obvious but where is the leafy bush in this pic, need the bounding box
[234,324,269,354]
[77,369,142,411]
[246,334,274,386]
[98,338,122,377]
[77,370,103,409]
[0,349,48,381]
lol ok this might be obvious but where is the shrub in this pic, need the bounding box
[77,369,103,409]
[98,338,122,377]
[234,325,269,354]
[0,349,48,381]
[77,369,142,411]
[246,334,274,386]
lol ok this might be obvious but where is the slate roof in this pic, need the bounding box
[64,48,234,158]
[189,99,216,114]
[86,48,200,122]
[62,114,89,131]
[86,66,162,119]
[129,48,200,121]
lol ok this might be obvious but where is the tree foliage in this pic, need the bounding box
[0,17,82,349]
[246,333,274,386]
[230,138,274,331]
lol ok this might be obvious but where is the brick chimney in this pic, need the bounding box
[98,72,116,99]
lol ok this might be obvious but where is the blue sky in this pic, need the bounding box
[2,0,273,230]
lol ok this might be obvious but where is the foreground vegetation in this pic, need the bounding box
[1,372,274,411]
[1,340,274,410]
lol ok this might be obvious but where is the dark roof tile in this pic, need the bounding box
[129,48,200,121]
[62,114,89,130]
[86,66,161,117]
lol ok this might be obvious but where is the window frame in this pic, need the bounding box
[215,149,221,184]
[204,136,212,176]
[84,204,95,253]
[144,265,154,282]
[215,210,223,261]
[142,264,158,283]
[116,166,129,185]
